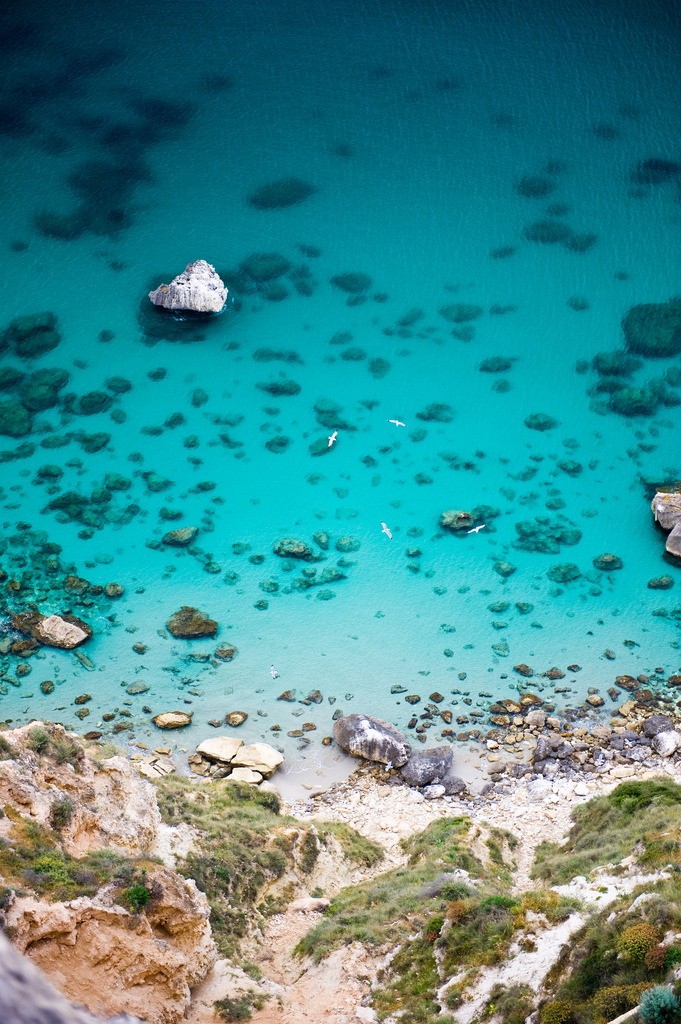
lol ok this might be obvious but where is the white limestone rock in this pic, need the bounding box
[196,736,244,764]
[651,491,681,531]
[231,742,284,777]
[149,260,227,313]
[667,521,681,558]
[652,730,681,757]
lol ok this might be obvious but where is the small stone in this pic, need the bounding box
[214,645,237,661]
[586,694,604,707]
[74,694,91,705]
[39,680,54,694]
[225,711,248,727]
[514,663,533,677]
[166,606,218,638]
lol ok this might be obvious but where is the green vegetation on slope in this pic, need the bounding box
[532,780,681,1024]
[0,804,159,909]
[154,775,381,959]
[533,778,681,884]
[296,817,577,1024]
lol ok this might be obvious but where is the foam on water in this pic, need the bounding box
[1,0,680,782]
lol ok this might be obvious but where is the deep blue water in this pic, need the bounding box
[1,0,680,778]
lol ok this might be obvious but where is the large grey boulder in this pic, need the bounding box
[400,746,453,786]
[643,715,674,738]
[149,260,227,313]
[333,714,411,767]
[652,730,681,757]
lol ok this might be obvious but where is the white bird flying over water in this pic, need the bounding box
[270,665,278,679]
[467,524,487,534]
[388,419,406,427]
[328,430,338,447]
[380,522,393,539]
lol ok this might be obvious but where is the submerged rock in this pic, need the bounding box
[622,300,681,358]
[163,526,198,546]
[273,537,317,560]
[152,711,193,729]
[333,713,411,766]
[400,746,453,786]
[149,260,227,313]
[166,606,218,638]
[248,177,317,209]
[593,553,623,571]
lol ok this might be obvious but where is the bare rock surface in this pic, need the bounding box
[400,746,453,786]
[6,869,215,1024]
[651,490,681,530]
[333,714,411,766]
[195,736,244,762]
[232,741,284,776]
[0,929,143,1024]
[667,521,681,557]
[149,261,227,313]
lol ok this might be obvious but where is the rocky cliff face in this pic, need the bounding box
[5,871,215,1024]
[0,722,215,1023]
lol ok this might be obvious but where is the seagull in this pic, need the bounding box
[270,665,279,679]
[467,524,487,534]
[328,430,338,447]
[380,522,393,539]
[385,760,393,771]
[388,419,406,427]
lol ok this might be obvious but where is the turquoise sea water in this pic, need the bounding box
[1,0,680,781]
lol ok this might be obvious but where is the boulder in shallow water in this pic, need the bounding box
[400,746,453,786]
[13,611,92,649]
[149,260,227,313]
[166,606,218,638]
[153,711,193,729]
[333,713,411,766]
[666,522,681,559]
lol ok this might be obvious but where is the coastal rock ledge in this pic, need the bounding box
[149,260,227,313]
[333,713,411,766]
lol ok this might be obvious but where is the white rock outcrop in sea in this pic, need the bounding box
[148,260,227,313]
[333,713,411,767]
[651,491,681,531]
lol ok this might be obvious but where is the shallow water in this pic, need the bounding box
[1,0,680,784]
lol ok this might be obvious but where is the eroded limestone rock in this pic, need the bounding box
[149,260,227,313]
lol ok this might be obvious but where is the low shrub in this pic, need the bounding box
[592,983,653,1023]
[214,991,268,1021]
[484,983,535,1024]
[639,986,681,1024]
[49,797,74,831]
[617,923,662,964]
[27,727,50,755]
[123,883,151,913]
[541,999,574,1024]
